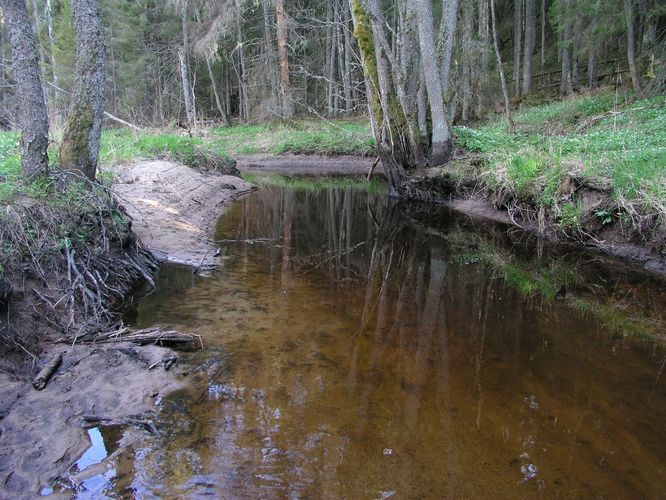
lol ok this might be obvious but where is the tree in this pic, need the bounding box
[522,0,536,95]
[624,0,642,95]
[276,0,294,118]
[58,0,106,181]
[2,0,49,179]
[413,0,452,165]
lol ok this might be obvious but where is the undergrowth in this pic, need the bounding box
[211,120,376,156]
[454,89,666,244]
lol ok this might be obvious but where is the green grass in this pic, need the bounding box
[454,90,666,231]
[210,119,376,156]
[242,173,387,192]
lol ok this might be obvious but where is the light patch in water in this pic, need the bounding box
[76,427,108,471]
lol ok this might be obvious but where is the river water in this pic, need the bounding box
[92,184,664,497]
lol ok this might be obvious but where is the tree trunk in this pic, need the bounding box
[624,0,642,95]
[3,0,50,179]
[205,55,228,125]
[45,0,57,84]
[59,0,106,181]
[560,0,573,95]
[513,0,523,96]
[261,0,279,111]
[342,2,354,114]
[439,0,459,95]
[179,0,195,127]
[276,0,294,118]
[326,0,336,114]
[522,0,536,95]
[491,0,513,130]
[413,0,452,165]
[461,0,473,120]
[540,0,545,67]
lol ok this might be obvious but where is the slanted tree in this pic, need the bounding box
[2,0,49,179]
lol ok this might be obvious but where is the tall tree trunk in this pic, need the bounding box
[413,0,452,165]
[560,0,573,95]
[540,0,545,67]
[29,0,47,77]
[2,0,50,179]
[477,0,489,114]
[461,0,473,120]
[276,0,294,118]
[513,0,523,96]
[491,0,514,130]
[522,0,536,94]
[342,2,354,114]
[624,0,642,95]
[326,0,336,114]
[205,56,228,125]
[439,0,459,95]
[179,0,195,127]
[261,0,279,111]
[45,0,57,84]
[59,0,106,181]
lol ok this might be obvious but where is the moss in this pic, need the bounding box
[352,1,383,127]
[59,101,94,177]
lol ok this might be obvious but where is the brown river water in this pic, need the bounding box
[77,184,666,498]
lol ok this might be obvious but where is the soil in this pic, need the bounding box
[0,159,257,497]
[107,160,256,268]
[0,342,191,497]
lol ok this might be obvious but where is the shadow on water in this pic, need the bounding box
[108,184,666,498]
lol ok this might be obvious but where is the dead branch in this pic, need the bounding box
[32,353,63,390]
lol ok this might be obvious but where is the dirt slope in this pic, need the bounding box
[107,160,256,268]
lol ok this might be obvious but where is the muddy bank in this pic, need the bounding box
[237,153,381,177]
[107,160,256,268]
[0,342,192,497]
[442,196,666,275]
[0,159,254,497]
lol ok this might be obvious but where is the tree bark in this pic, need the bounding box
[491,0,513,130]
[439,0,459,95]
[540,0,545,67]
[513,0,523,96]
[522,0,536,95]
[624,0,642,95]
[45,0,57,84]
[276,0,294,118]
[3,0,50,179]
[205,55,228,125]
[560,0,573,95]
[59,0,106,181]
[179,0,196,127]
[412,0,452,165]
[261,0,279,111]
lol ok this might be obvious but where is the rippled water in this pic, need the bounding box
[101,185,664,497]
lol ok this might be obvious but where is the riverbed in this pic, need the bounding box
[68,182,666,497]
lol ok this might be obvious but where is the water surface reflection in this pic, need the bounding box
[120,185,665,498]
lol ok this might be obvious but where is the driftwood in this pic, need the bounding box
[32,353,63,390]
[76,327,203,349]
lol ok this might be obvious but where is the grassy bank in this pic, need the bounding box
[209,119,375,156]
[452,90,666,248]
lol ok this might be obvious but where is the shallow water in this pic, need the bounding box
[105,185,664,497]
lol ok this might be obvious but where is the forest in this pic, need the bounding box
[0,0,665,497]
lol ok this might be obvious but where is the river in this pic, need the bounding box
[76,183,666,497]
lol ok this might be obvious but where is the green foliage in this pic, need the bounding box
[558,202,583,229]
[453,91,666,230]
[211,120,375,156]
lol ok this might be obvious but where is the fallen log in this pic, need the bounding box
[77,327,203,349]
[32,353,63,390]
